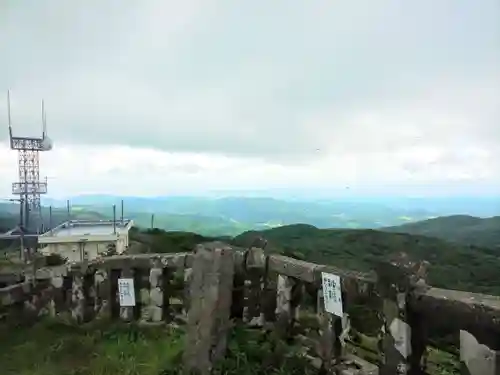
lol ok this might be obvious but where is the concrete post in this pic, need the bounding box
[243,247,266,326]
[183,242,235,375]
[376,259,429,375]
[94,268,110,319]
[460,330,500,375]
[148,262,164,322]
[71,272,85,323]
[275,274,294,337]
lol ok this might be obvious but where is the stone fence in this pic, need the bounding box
[1,241,500,375]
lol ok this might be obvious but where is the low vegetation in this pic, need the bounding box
[0,320,312,375]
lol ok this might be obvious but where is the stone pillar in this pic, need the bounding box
[275,274,294,337]
[460,330,500,375]
[183,242,235,375]
[167,267,185,323]
[139,270,151,322]
[48,276,64,317]
[148,263,164,322]
[94,268,110,319]
[316,287,345,371]
[182,267,193,318]
[317,288,335,371]
[71,273,85,323]
[376,260,428,375]
[243,247,266,326]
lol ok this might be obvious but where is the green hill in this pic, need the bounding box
[232,224,500,295]
[382,215,500,249]
[130,223,500,295]
[128,227,228,254]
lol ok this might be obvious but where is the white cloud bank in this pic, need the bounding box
[0,0,499,197]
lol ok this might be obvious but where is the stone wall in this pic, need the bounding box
[1,244,500,374]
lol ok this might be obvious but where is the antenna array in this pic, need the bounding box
[6,91,54,233]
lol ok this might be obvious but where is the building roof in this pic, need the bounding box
[40,219,132,238]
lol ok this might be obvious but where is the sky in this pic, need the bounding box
[0,0,499,198]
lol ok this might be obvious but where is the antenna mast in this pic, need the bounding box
[42,99,47,138]
[6,91,53,234]
[7,91,13,144]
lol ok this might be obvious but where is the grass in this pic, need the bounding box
[0,320,314,375]
[0,318,462,375]
[0,251,24,271]
[0,320,184,375]
[348,331,460,375]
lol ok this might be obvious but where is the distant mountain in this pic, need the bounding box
[343,196,500,218]
[382,215,500,249]
[8,195,500,238]
[232,224,500,295]
[39,195,439,235]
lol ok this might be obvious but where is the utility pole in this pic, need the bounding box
[49,206,53,234]
[113,205,117,234]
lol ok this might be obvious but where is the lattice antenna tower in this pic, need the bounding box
[7,91,53,232]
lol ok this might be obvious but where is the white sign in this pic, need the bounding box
[118,278,136,307]
[321,272,343,317]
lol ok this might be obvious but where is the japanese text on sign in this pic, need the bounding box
[321,272,343,317]
[118,278,136,307]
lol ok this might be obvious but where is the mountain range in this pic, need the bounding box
[1,195,499,249]
[383,215,500,249]
[0,195,441,236]
[39,194,500,234]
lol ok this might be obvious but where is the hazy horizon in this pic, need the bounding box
[0,189,497,202]
[1,1,499,198]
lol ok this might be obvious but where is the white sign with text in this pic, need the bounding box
[321,272,343,317]
[118,278,136,307]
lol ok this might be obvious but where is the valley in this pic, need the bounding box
[3,195,462,237]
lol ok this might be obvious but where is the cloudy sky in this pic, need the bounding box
[0,0,499,198]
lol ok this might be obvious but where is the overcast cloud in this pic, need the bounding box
[0,0,499,197]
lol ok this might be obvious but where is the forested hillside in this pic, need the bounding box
[233,224,500,294]
[383,215,500,248]
[133,224,500,295]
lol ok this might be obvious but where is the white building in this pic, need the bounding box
[38,219,134,263]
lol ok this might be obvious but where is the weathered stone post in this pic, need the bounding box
[316,285,347,371]
[460,330,500,375]
[183,242,235,375]
[275,274,294,337]
[376,257,429,375]
[48,275,64,317]
[94,268,111,319]
[148,260,164,322]
[243,247,266,326]
[316,287,335,370]
[71,272,85,323]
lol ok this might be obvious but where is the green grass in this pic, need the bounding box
[348,331,459,375]
[0,320,314,375]
[0,320,184,375]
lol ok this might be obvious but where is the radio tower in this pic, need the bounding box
[7,91,53,233]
